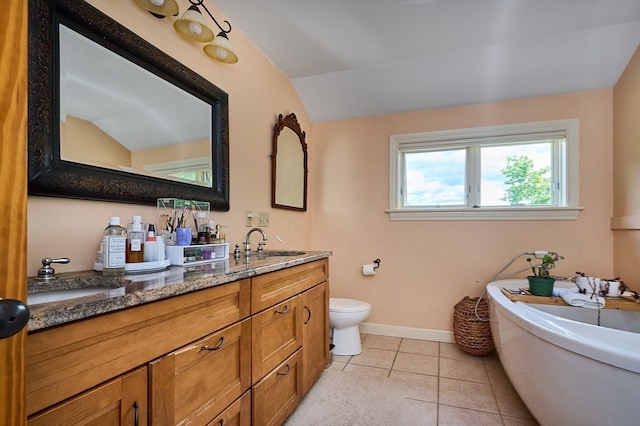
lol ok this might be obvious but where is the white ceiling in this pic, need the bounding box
[60,25,210,151]
[214,0,640,122]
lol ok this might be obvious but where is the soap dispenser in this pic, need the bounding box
[126,216,145,263]
[101,217,126,277]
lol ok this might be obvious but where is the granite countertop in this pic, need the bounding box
[27,251,331,332]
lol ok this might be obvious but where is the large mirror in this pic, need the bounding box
[28,0,230,209]
[272,113,307,211]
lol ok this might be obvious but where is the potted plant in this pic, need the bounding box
[526,254,557,296]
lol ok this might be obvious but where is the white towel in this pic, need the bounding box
[561,292,605,309]
[552,287,578,297]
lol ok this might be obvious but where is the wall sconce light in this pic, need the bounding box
[134,0,238,64]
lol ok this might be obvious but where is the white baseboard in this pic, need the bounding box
[360,322,454,343]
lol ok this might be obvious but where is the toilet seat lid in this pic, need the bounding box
[330,297,371,313]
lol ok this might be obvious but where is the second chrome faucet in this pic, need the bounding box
[244,227,267,254]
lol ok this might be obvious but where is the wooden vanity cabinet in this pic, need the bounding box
[250,259,329,425]
[27,279,250,422]
[27,366,148,426]
[26,257,329,425]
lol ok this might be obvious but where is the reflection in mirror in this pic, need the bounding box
[59,25,213,187]
[272,113,307,211]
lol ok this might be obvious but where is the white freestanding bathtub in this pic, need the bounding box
[487,279,640,426]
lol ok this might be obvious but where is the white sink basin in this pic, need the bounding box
[28,287,125,306]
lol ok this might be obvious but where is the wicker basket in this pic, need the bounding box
[453,296,495,356]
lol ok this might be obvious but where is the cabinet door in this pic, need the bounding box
[252,296,302,383]
[252,349,303,426]
[302,281,330,395]
[27,366,147,426]
[149,319,252,426]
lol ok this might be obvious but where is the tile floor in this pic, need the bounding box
[327,333,539,425]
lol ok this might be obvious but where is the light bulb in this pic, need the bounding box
[216,48,228,60]
[150,0,165,6]
[189,21,202,36]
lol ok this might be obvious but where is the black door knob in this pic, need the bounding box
[0,299,30,339]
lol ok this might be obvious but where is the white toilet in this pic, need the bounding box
[329,298,371,355]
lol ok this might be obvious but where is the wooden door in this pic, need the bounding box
[0,1,28,424]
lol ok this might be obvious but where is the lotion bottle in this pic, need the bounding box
[102,217,126,277]
[156,235,165,262]
[126,216,145,263]
[143,224,157,262]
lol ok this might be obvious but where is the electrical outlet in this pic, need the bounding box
[245,210,254,227]
[257,212,270,227]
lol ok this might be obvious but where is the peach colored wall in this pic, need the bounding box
[27,0,313,275]
[613,45,640,285]
[311,91,614,332]
[61,116,131,168]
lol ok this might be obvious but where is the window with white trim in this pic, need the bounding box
[388,119,581,221]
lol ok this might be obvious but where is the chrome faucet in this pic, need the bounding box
[245,228,267,254]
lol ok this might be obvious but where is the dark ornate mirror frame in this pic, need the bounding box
[271,113,308,211]
[28,0,230,210]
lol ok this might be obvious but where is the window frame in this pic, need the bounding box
[388,119,582,221]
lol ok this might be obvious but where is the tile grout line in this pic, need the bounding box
[332,335,536,425]
[483,358,505,425]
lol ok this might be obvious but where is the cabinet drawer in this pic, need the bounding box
[150,319,252,426]
[28,366,147,426]
[251,259,328,313]
[27,280,250,416]
[252,349,303,426]
[207,390,251,426]
[252,296,302,383]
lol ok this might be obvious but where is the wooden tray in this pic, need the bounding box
[501,288,640,311]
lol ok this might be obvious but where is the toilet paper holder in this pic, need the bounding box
[372,258,381,270]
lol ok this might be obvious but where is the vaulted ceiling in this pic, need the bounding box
[215,0,640,122]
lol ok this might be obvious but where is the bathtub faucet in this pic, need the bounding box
[489,250,564,283]
[527,251,563,261]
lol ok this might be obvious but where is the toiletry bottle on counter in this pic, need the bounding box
[156,235,165,262]
[197,212,209,244]
[126,216,145,263]
[208,220,216,242]
[102,217,126,277]
[143,224,157,262]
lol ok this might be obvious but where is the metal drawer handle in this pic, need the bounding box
[201,336,224,351]
[275,305,289,315]
[133,401,139,426]
[304,305,311,324]
[277,364,290,376]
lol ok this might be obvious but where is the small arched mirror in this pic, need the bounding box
[272,113,308,211]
